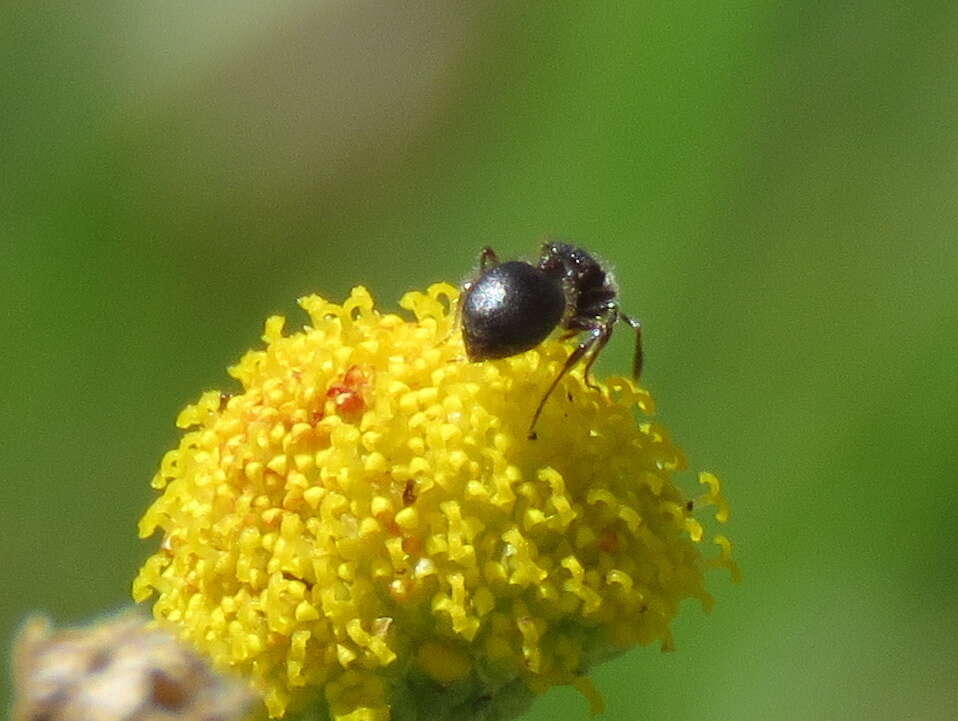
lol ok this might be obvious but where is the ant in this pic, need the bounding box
[460,241,642,438]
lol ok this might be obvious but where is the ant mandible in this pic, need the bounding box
[459,241,642,439]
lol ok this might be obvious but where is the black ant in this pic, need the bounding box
[460,241,642,438]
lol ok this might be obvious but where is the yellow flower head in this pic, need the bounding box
[133,284,736,720]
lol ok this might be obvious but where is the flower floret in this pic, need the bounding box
[133,283,735,720]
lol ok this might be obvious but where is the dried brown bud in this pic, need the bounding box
[11,612,257,721]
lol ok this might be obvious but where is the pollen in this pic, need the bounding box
[133,284,737,721]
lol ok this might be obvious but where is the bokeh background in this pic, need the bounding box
[3,2,957,719]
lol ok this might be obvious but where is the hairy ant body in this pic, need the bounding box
[460,241,642,438]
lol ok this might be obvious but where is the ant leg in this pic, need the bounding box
[620,313,643,379]
[479,246,500,271]
[439,289,465,348]
[438,248,500,348]
[528,327,602,438]
[580,323,614,391]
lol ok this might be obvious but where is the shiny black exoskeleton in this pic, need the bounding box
[461,241,642,437]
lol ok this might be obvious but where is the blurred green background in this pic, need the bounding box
[3,2,957,719]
